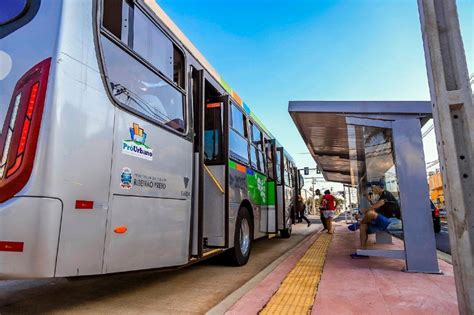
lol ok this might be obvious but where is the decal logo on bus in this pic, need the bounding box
[257,177,266,201]
[133,173,167,190]
[122,123,153,161]
[120,167,133,189]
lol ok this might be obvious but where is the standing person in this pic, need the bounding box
[316,189,328,231]
[296,195,311,227]
[289,199,296,225]
[321,190,336,234]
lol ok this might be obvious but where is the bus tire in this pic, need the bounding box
[280,225,292,239]
[228,207,253,266]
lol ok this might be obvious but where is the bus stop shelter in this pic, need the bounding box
[289,101,440,273]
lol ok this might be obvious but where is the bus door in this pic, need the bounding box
[190,68,204,257]
[265,139,278,233]
[276,147,291,232]
[201,94,229,248]
[276,147,285,230]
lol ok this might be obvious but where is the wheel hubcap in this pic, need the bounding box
[240,218,250,256]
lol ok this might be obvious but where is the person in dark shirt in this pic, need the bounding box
[376,188,401,219]
[295,195,311,227]
[351,180,402,258]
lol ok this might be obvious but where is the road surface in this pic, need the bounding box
[0,223,320,314]
[435,220,451,254]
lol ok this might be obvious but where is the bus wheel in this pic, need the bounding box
[228,207,253,266]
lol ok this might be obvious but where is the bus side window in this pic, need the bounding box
[284,157,290,186]
[101,36,186,132]
[265,140,275,180]
[133,9,171,80]
[249,122,266,173]
[249,144,258,169]
[102,0,132,44]
[259,134,266,174]
[103,1,186,90]
[275,151,282,184]
[204,103,224,163]
[249,121,259,170]
[173,45,185,89]
[231,104,247,137]
[229,104,249,164]
[100,1,187,133]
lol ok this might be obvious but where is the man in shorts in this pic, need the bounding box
[351,181,401,258]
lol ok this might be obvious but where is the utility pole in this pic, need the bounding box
[418,1,474,313]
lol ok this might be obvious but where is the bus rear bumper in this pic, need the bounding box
[0,197,62,279]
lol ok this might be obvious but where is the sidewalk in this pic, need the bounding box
[223,223,458,315]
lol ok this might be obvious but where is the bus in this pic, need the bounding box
[0,0,299,279]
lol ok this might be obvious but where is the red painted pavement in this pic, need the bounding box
[311,227,458,315]
[225,225,458,315]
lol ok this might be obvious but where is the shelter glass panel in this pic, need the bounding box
[361,126,402,223]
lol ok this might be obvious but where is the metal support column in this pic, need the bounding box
[418,0,474,313]
[392,119,440,273]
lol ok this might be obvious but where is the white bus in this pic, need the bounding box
[0,0,299,279]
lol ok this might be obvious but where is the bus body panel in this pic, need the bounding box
[247,170,266,238]
[227,161,270,240]
[191,153,200,256]
[105,109,193,271]
[227,201,239,248]
[0,0,68,279]
[228,165,247,247]
[203,165,226,247]
[277,185,284,230]
[0,197,62,279]
[53,0,116,277]
[104,195,190,273]
[284,185,294,225]
[109,113,193,200]
[267,205,276,232]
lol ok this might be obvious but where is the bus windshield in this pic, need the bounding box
[0,0,28,25]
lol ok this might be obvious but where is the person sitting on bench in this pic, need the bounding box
[350,180,402,258]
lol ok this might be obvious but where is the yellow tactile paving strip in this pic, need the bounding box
[260,233,333,315]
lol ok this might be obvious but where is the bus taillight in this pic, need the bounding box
[0,58,51,203]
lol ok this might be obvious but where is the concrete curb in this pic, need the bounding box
[206,227,323,315]
[437,250,452,264]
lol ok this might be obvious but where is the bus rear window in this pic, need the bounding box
[0,0,28,25]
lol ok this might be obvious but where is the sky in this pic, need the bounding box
[157,0,473,192]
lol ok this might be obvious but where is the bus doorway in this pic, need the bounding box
[190,73,229,255]
[202,90,229,249]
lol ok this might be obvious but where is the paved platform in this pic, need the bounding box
[225,224,459,315]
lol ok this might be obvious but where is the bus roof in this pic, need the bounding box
[143,0,275,139]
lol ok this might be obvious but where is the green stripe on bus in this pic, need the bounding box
[229,160,237,169]
[250,112,272,138]
[247,171,268,206]
[220,78,232,94]
[267,181,276,206]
